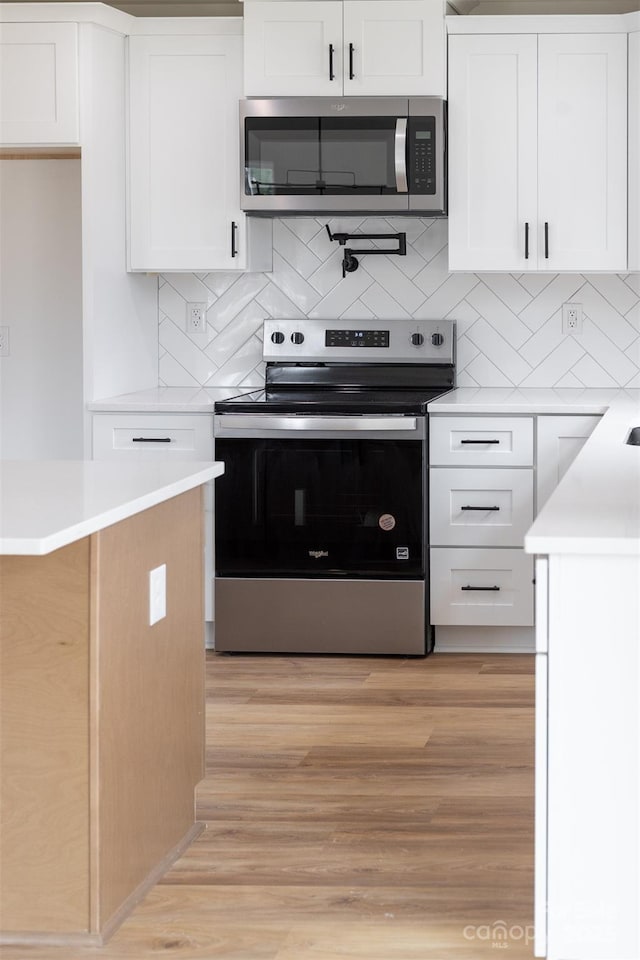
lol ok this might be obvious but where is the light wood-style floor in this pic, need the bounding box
[3,652,535,960]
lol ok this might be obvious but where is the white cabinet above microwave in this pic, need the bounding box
[243,1,446,98]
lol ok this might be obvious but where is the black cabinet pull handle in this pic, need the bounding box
[460,439,500,445]
[460,505,500,512]
[544,221,549,259]
[349,42,355,79]
[525,221,529,260]
[132,437,172,443]
[231,220,238,258]
[461,585,501,592]
[329,43,335,80]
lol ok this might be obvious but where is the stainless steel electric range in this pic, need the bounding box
[213,318,455,656]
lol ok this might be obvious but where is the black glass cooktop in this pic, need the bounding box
[214,387,452,416]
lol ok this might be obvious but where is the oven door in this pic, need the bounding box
[214,415,425,578]
[241,98,410,213]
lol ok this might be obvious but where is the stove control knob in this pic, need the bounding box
[271,331,285,345]
[431,332,445,347]
[291,332,305,345]
[410,333,424,346]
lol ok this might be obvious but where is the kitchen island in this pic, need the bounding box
[0,460,223,946]
[522,403,640,960]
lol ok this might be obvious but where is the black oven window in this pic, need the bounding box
[215,438,423,578]
[244,117,401,197]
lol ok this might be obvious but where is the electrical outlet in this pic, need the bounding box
[562,303,583,335]
[149,563,167,626]
[0,326,9,357]
[186,302,208,335]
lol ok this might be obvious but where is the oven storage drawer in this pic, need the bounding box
[92,414,213,461]
[430,468,534,547]
[430,416,534,467]
[430,547,534,626]
[215,577,426,655]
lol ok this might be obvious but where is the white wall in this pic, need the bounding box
[0,159,84,459]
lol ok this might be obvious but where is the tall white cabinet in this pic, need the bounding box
[448,29,628,272]
[243,0,446,96]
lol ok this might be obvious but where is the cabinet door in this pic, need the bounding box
[629,30,639,272]
[343,0,445,97]
[243,1,342,96]
[448,34,538,272]
[536,415,600,512]
[538,34,627,272]
[128,34,245,272]
[0,22,79,144]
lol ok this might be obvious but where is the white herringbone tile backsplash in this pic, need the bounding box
[158,218,640,389]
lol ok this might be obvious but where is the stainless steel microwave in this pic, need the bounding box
[240,97,446,215]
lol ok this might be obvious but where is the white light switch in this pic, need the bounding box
[149,563,166,626]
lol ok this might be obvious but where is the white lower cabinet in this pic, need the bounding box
[429,411,601,639]
[430,414,534,630]
[92,413,215,622]
[537,415,602,511]
[430,467,533,548]
[430,547,534,626]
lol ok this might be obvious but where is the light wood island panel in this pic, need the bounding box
[0,488,205,945]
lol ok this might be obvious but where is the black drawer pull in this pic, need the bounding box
[329,43,335,80]
[544,221,549,259]
[524,221,529,259]
[460,439,500,445]
[460,505,500,512]
[349,42,355,79]
[231,220,238,258]
[132,437,172,443]
[461,585,501,592]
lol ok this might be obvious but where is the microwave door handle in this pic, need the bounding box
[395,118,408,194]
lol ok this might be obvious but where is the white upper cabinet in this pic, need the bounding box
[0,22,79,144]
[128,34,249,272]
[342,1,445,96]
[448,31,628,272]
[537,34,627,272]
[629,29,639,272]
[243,0,445,97]
[244,1,343,96]
[448,34,538,273]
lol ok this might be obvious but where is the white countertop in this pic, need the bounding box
[427,387,640,415]
[88,387,250,413]
[525,403,640,556]
[0,460,224,556]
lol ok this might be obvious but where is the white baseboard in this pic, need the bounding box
[434,626,535,653]
[205,621,215,650]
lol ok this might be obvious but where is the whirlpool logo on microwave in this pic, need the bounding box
[309,550,329,559]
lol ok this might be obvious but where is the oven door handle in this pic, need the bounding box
[395,118,408,194]
[214,415,418,432]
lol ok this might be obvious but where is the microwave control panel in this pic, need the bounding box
[409,117,437,195]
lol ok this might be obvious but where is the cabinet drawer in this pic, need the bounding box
[430,468,533,547]
[430,416,533,466]
[92,414,213,461]
[430,547,534,626]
